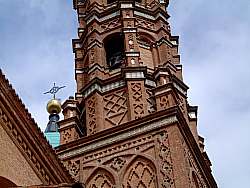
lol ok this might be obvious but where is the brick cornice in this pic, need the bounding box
[0,69,73,185]
[56,106,178,155]
[56,104,217,187]
[175,107,218,187]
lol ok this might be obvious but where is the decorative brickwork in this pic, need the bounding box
[0,105,51,184]
[160,95,170,109]
[79,134,158,187]
[100,18,121,32]
[0,70,72,186]
[128,34,135,51]
[123,157,157,188]
[86,169,115,188]
[104,90,128,127]
[81,133,154,164]
[58,0,218,187]
[0,0,218,187]
[135,18,155,30]
[157,131,175,188]
[146,89,156,114]
[146,0,161,9]
[191,172,203,188]
[109,157,126,172]
[61,129,72,144]
[65,160,80,181]
[87,96,97,135]
[129,82,146,119]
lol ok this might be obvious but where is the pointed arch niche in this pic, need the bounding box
[137,34,156,70]
[86,168,116,188]
[122,156,158,188]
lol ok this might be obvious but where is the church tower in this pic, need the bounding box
[57,0,217,187]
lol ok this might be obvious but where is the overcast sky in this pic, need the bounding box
[0,0,249,187]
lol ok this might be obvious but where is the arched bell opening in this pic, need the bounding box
[104,33,125,70]
[137,34,156,69]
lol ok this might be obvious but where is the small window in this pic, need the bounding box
[104,33,125,69]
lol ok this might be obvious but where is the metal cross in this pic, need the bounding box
[43,83,66,99]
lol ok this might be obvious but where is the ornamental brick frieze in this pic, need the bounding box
[178,96,188,120]
[156,131,175,188]
[126,33,137,52]
[58,115,177,159]
[64,159,81,181]
[127,81,148,119]
[134,10,169,23]
[81,133,154,164]
[122,156,158,188]
[134,1,166,12]
[86,95,98,135]
[80,137,157,187]
[135,17,155,31]
[82,135,156,185]
[131,82,145,118]
[81,1,118,14]
[0,103,51,184]
[61,128,176,187]
[145,0,162,9]
[156,91,176,111]
[99,17,121,33]
[85,168,116,188]
[0,71,73,185]
[61,127,80,144]
[122,9,133,20]
[86,11,120,25]
[81,80,125,98]
[146,89,156,114]
[103,89,128,128]
[108,156,126,172]
[123,18,135,28]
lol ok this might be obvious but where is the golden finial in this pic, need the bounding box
[44,83,65,114]
[46,99,61,114]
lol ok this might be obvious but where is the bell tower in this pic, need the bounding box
[57,0,217,187]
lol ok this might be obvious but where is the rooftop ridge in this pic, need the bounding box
[0,68,74,184]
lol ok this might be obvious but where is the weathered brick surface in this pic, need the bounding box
[57,0,218,187]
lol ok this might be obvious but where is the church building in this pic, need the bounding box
[0,0,217,187]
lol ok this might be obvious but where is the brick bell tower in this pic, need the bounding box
[57,0,217,187]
